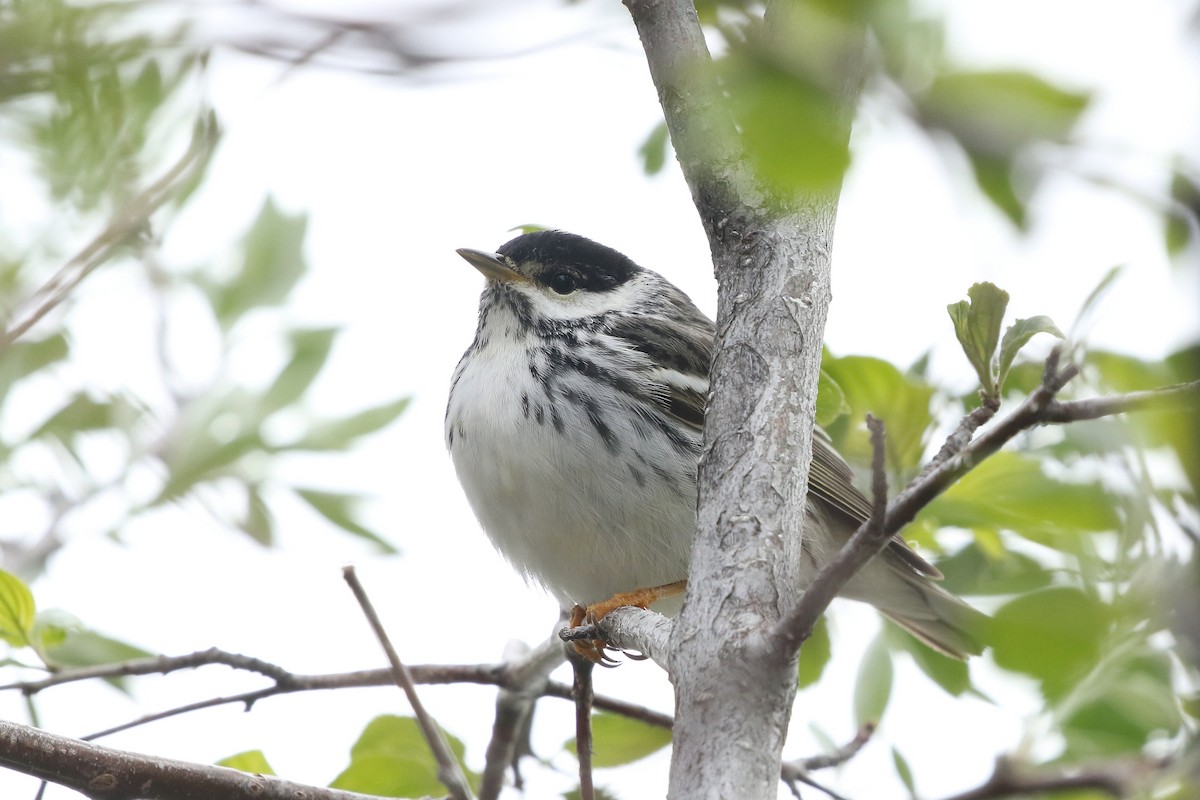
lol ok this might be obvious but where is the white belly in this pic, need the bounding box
[446,333,696,609]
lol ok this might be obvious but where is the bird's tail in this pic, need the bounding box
[879,579,989,660]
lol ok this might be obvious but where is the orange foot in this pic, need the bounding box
[566,580,687,664]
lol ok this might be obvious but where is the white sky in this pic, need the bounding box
[1,0,1198,798]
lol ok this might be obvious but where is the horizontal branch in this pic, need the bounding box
[936,755,1165,800]
[1040,379,1199,423]
[0,720,390,800]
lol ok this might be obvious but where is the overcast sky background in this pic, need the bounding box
[2,0,1198,797]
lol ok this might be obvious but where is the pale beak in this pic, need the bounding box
[456,248,527,284]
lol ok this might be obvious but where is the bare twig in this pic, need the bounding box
[935,755,1164,800]
[0,720,390,800]
[479,633,564,800]
[569,650,597,800]
[772,416,891,653]
[342,565,474,800]
[1040,380,1200,423]
[780,723,875,800]
[0,114,218,351]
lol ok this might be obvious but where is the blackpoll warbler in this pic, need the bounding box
[446,230,985,659]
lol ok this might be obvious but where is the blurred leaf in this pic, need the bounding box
[892,747,916,797]
[331,715,473,797]
[885,622,971,696]
[1061,649,1182,757]
[947,283,1009,393]
[260,327,338,414]
[206,198,308,329]
[1070,265,1123,342]
[563,788,620,800]
[638,121,670,176]
[997,315,1062,390]
[241,484,274,546]
[991,587,1110,700]
[218,750,276,776]
[508,223,549,234]
[0,570,36,648]
[854,634,893,726]
[1166,171,1199,257]
[936,540,1054,596]
[0,334,69,408]
[31,392,136,442]
[922,452,1120,547]
[969,152,1026,226]
[294,488,396,553]
[721,47,851,197]
[822,353,934,475]
[815,369,850,428]
[157,388,264,502]
[920,69,1089,157]
[565,713,672,767]
[798,615,832,689]
[43,629,153,691]
[296,396,411,451]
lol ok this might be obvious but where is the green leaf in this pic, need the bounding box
[969,152,1026,226]
[260,328,338,414]
[31,393,136,441]
[815,369,850,428]
[331,715,474,797]
[947,283,1009,393]
[240,485,274,546]
[565,713,672,768]
[722,48,851,197]
[885,621,971,696]
[1166,172,1199,256]
[0,334,69,408]
[997,315,1063,389]
[797,615,832,689]
[821,354,934,476]
[218,750,276,776]
[206,198,308,329]
[296,397,411,451]
[294,489,397,553]
[1061,649,1182,757]
[991,587,1110,700]
[0,570,36,648]
[1070,265,1124,342]
[638,121,670,176]
[892,747,916,797]
[922,451,1120,546]
[920,69,1090,157]
[935,540,1053,597]
[853,634,893,726]
[42,629,153,691]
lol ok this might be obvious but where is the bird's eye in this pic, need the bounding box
[548,272,577,295]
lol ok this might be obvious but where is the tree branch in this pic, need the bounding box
[0,720,394,800]
[562,606,674,673]
[1040,379,1200,423]
[935,755,1165,800]
[342,566,473,800]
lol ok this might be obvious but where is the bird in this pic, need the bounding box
[445,229,986,659]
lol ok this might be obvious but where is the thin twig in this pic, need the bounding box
[342,565,474,800]
[935,755,1164,800]
[479,632,565,800]
[0,113,218,351]
[569,650,596,800]
[772,416,891,654]
[780,723,874,800]
[1041,380,1200,423]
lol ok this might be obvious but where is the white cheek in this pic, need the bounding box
[520,275,654,322]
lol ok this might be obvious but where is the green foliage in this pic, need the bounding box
[0,570,36,648]
[821,352,934,477]
[331,715,476,797]
[797,614,831,688]
[853,634,893,725]
[218,750,276,776]
[916,70,1089,226]
[565,713,673,767]
[947,282,1062,398]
